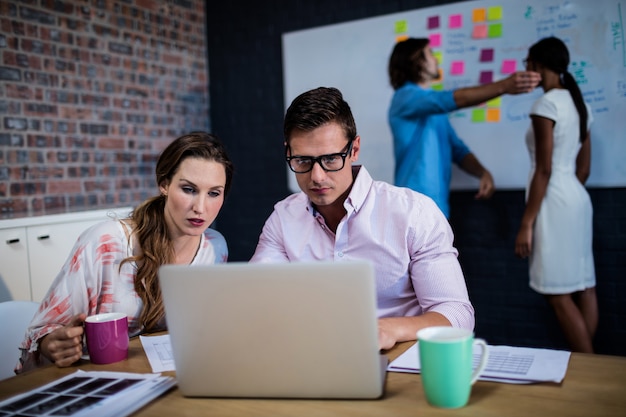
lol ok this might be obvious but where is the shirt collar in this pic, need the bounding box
[345,165,371,213]
[304,165,372,216]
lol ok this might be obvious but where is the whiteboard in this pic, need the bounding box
[282,0,626,191]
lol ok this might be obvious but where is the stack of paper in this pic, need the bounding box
[387,342,571,384]
[0,370,176,417]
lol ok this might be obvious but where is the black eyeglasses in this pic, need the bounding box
[285,140,354,173]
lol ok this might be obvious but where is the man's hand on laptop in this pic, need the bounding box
[377,318,400,350]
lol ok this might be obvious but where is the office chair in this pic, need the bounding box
[0,300,40,380]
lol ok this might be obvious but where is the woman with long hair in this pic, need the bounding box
[17,131,234,371]
[515,37,597,353]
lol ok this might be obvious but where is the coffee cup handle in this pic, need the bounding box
[470,338,489,385]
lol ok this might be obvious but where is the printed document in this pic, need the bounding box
[388,342,571,384]
[0,370,175,417]
[140,334,175,373]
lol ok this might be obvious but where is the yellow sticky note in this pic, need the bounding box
[395,20,408,34]
[472,8,486,22]
[487,97,502,107]
[486,108,501,122]
[487,6,503,21]
[396,34,409,42]
[433,50,443,65]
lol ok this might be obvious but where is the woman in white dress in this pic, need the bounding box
[515,37,597,353]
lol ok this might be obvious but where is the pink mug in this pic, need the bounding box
[84,312,129,364]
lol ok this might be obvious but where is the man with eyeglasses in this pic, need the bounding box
[251,87,474,351]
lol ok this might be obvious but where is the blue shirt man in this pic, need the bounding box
[387,38,541,217]
[389,84,470,217]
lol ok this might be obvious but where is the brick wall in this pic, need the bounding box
[0,0,209,217]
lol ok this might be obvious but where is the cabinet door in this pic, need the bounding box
[27,220,99,302]
[0,227,31,301]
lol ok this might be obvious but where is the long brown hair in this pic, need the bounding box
[122,131,233,331]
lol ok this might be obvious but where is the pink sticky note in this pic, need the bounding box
[450,61,465,75]
[428,16,440,29]
[501,59,517,74]
[480,48,494,62]
[429,33,442,47]
[449,14,463,28]
[472,24,488,39]
[479,70,493,84]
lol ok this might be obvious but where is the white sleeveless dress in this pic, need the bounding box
[525,88,596,294]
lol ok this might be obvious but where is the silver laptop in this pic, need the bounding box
[159,260,387,399]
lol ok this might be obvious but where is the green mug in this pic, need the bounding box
[416,326,489,408]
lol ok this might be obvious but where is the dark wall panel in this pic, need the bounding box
[206,0,626,355]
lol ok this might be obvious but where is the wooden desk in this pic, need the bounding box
[1,336,625,417]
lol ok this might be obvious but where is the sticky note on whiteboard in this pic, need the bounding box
[487,108,501,122]
[472,24,488,39]
[472,8,486,22]
[395,20,408,34]
[451,61,465,75]
[472,109,486,122]
[501,59,517,74]
[487,6,503,20]
[480,48,494,62]
[479,70,493,84]
[487,97,502,107]
[433,50,443,65]
[429,33,442,47]
[434,68,444,82]
[449,14,462,28]
[488,23,503,38]
[428,16,440,29]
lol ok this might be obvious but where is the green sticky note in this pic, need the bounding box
[487,6,503,20]
[488,23,502,38]
[472,109,486,122]
[432,83,444,91]
[395,20,408,34]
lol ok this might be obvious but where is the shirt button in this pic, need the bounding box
[337,251,344,257]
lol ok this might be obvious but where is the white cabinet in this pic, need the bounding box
[0,227,30,301]
[26,220,104,302]
[0,207,132,302]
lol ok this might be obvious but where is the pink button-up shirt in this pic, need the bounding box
[250,166,474,330]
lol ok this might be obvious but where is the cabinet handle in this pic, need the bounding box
[37,234,50,240]
[6,238,20,244]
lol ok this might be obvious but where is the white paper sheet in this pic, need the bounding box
[387,342,571,384]
[140,334,175,373]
